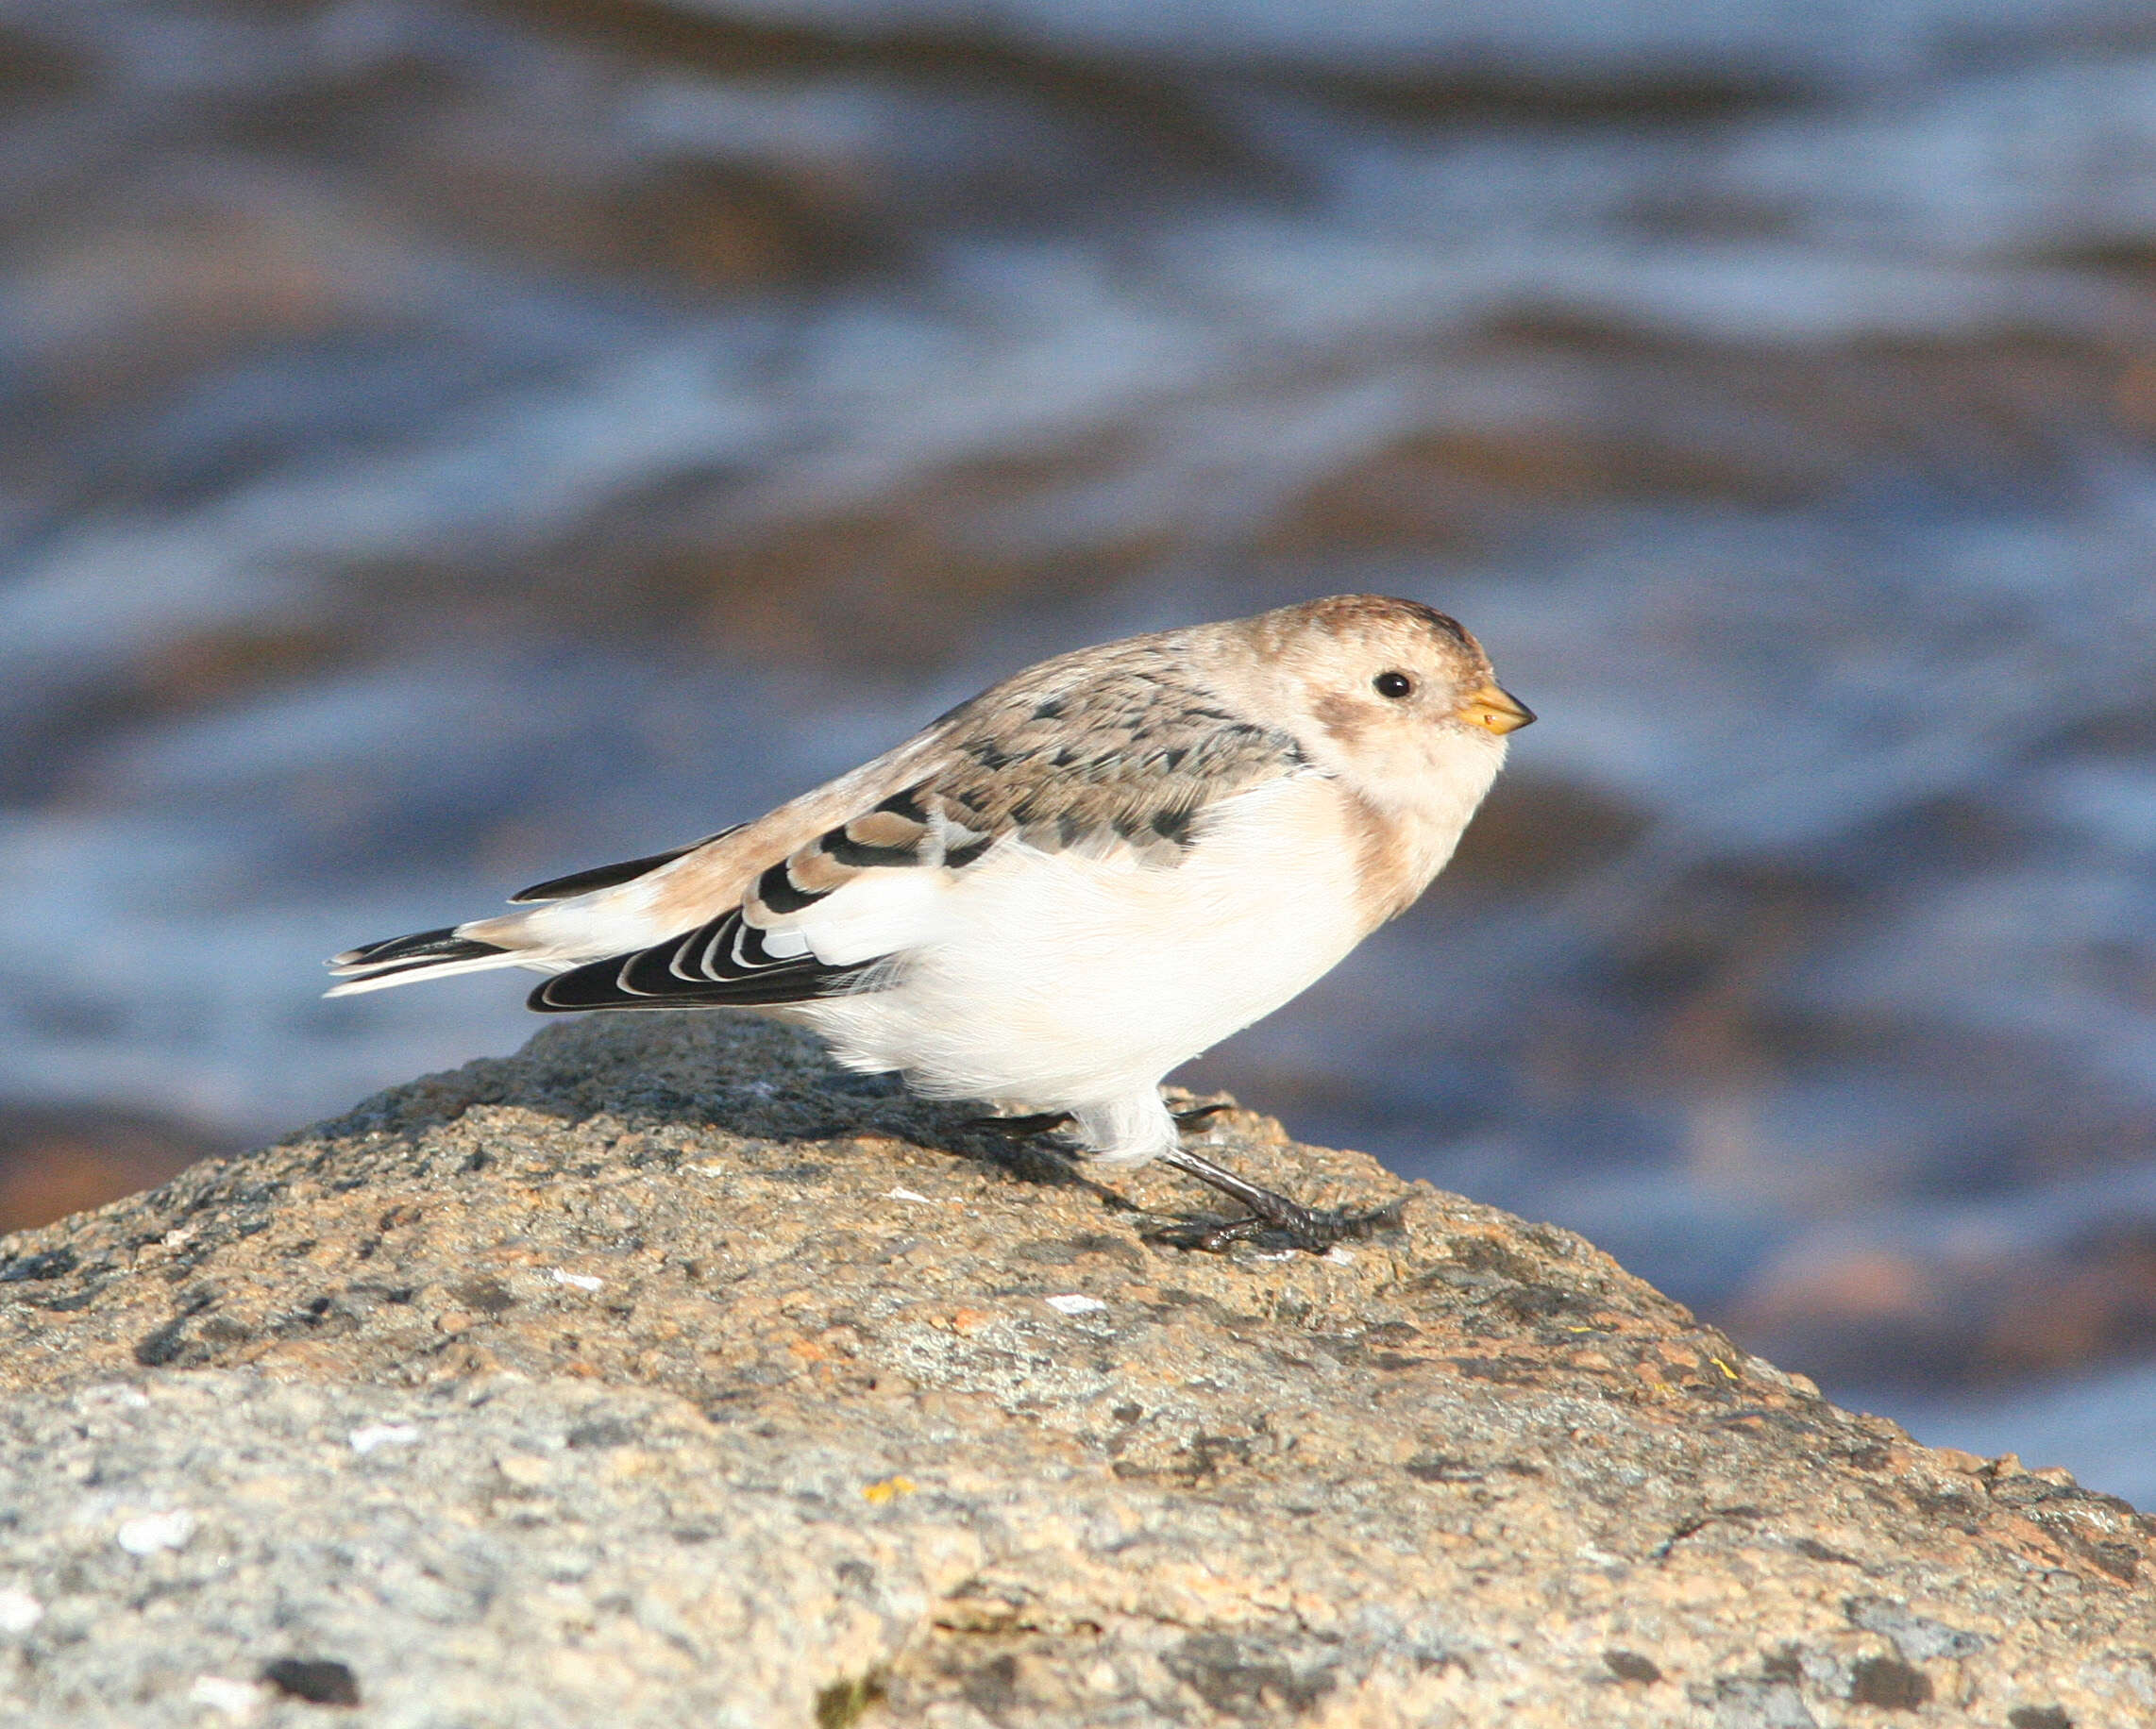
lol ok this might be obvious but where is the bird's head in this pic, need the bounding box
[1224,595,1533,805]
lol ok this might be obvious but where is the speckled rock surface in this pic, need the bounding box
[0,1016,2149,1727]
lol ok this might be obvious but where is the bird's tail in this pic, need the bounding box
[324,924,533,997]
[327,827,752,999]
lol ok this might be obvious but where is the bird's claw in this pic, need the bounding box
[964,1109,1074,1137]
[965,1100,1402,1255]
[974,1103,1225,1137]
[1158,1199,1404,1255]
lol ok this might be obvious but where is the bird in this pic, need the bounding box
[328,595,1533,1249]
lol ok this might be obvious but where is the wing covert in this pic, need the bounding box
[913,663,1310,864]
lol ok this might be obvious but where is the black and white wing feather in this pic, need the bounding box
[530,905,873,1010]
[526,655,1313,1016]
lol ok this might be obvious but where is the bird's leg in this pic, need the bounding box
[1156,1146,1331,1249]
[1155,1146,1400,1253]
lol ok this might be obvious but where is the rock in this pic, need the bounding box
[0,1016,2148,1727]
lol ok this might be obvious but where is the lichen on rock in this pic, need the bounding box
[0,1016,2148,1725]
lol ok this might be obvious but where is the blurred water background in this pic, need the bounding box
[4,0,2156,1503]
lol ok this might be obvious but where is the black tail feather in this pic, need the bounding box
[331,925,506,971]
[510,825,741,903]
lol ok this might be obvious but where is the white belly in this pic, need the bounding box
[796,777,1373,1109]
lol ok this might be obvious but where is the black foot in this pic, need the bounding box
[1154,1146,1404,1254]
[972,1103,1227,1137]
[964,1109,1074,1137]
[961,1101,1399,1251]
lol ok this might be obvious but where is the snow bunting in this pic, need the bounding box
[328,596,1532,1248]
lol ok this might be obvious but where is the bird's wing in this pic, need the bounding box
[529,659,1312,1014]
[908,661,1311,864]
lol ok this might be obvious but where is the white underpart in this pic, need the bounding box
[786,775,1415,1164]
[754,867,943,965]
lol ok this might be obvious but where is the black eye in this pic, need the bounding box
[1373,671,1413,699]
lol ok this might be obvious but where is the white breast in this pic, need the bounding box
[795,775,1375,1110]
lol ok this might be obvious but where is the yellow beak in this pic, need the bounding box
[1457,683,1536,735]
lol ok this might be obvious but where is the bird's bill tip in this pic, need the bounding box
[1457,682,1535,734]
